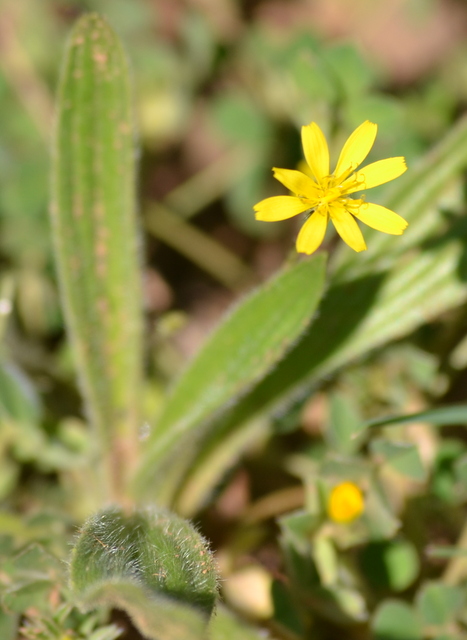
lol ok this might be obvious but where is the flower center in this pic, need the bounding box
[299,171,368,218]
[299,171,366,214]
[314,172,365,207]
[318,186,342,204]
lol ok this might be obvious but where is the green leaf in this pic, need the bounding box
[2,581,53,614]
[290,45,337,105]
[345,94,404,133]
[136,255,327,504]
[0,513,53,545]
[3,544,63,582]
[416,581,464,627]
[360,540,420,592]
[312,537,338,586]
[315,585,368,623]
[0,361,41,426]
[371,439,426,481]
[50,13,142,500]
[432,440,465,502]
[279,512,367,624]
[271,580,305,637]
[279,511,321,546]
[86,624,123,640]
[0,609,17,640]
[327,393,364,454]
[324,43,376,98]
[212,93,271,147]
[210,605,280,640]
[175,415,270,516]
[372,600,423,640]
[363,484,401,540]
[81,581,207,640]
[1,544,64,614]
[365,404,467,430]
[70,505,218,640]
[279,514,321,593]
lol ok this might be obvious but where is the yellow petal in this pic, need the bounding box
[273,168,319,198]
[328,482,364,523]
[296,159,312,178]
[254,196,309,221]
[354,202,408,235]
[334,120,377,178]
[330,204,367,252]
[345,157,407,193]
[296,211,328,255]
[301,122,330,182]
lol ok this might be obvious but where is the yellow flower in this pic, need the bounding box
[254,121,408,255]
[328,481,364,523]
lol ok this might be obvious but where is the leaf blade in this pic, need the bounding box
[136,255,327,503]
[365,404,467,429]
[50,13,142,499]
[70,506,218,640]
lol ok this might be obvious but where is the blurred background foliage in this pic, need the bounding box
[3,0,467,639]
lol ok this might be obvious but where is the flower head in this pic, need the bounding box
[254,121,408,255]
[328,481,364,524]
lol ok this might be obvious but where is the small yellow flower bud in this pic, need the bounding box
[328,482,364,523]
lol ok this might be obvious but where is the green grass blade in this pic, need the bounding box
[50,13,142,501]
[136,255,327,503]
[365,404,467,429]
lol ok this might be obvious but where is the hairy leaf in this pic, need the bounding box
[50,13,142,500]
[136,255,327,503]
[70,505,218,640]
